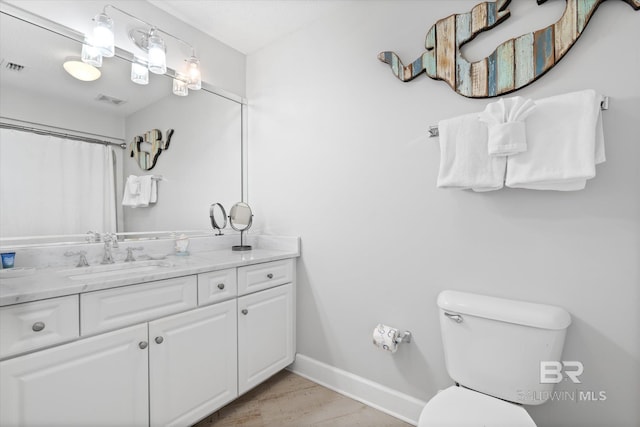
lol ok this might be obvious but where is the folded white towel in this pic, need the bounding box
[505,90,605,191]
[122,175,157,207]
[479,96,536,157]
[436,113,506,192]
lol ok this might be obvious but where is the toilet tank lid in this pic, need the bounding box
[437,290,571,330]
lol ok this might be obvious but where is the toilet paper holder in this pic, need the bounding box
[395,330,412,345]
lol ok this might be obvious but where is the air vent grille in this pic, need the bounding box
[95,94,127,106]
[5,62,25,72]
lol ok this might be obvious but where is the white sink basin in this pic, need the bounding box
[59,260,173,281]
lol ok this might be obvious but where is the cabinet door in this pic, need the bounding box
[238,283,294,395]
[149,299,238,427]
[0,324,148,427]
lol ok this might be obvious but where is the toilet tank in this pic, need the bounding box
[437,290,571,406]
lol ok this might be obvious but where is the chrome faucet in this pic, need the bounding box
[101,238,115,265]
[124,247,143,262]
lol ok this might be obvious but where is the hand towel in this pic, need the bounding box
[505,90,605,191]
[436,113,506,192]
[122,175,141,207]
[122,175,157,207]
[479,96,536,157]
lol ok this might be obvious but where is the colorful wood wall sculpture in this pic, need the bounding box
[129,128,174,171]
[378,0,639,98]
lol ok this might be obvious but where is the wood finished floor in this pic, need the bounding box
[192,370,412,427]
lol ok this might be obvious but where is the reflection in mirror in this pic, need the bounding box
[229,202,253,251]
[0,6,245,247]
[209,203,227,236]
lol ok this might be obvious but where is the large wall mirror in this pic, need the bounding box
[0,4,245,245]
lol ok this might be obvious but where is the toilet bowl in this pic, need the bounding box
[418,291,572,427]
[418,386,535,427]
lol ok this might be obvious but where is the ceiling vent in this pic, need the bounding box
[95,94,127,106]
[5,61,25,72]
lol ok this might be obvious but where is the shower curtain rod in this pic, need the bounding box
[0,119,127,149]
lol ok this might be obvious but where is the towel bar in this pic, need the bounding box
[428,96,609,138]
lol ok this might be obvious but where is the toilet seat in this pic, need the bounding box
[418,386,536,427]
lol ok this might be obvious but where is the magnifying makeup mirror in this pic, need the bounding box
[229,202,253,251]
[209,203,227,236]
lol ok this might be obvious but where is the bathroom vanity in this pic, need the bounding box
[0,237,298,426]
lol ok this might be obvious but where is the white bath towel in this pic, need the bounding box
[505,90,605,191]
[436,113,506,192]
[122,175,157,207]
[479,96,536,157]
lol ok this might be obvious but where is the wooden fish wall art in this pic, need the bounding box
[129,128,174,171]
[378,0,639,98]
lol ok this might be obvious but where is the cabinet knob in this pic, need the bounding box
[138,341,148,350]
[155,336,164,344]
[32,321,45,332]
[266,273,274,279]
[241,309,248,315]
[217,283,225,290]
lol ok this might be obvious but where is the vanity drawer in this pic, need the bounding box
[198,268,237,306]
[237,259,294,296]
[81,276,197,336]
[0,295,79,359]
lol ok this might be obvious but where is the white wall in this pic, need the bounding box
[123,90,241,232]
[247,1,640,426]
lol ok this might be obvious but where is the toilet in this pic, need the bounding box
[419,290,572,427]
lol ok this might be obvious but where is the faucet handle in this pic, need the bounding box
[65,251,90,267]
[124,247,144,262]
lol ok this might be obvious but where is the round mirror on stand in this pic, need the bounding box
[229,202,253,251]
[209,203,227,236]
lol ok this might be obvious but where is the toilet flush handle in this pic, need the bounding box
[444,312,463,323]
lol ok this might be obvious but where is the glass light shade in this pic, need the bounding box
[81,39,102,68]
[131,57,149,85]
[172,73,189,96]
[147,32,166,75]
[63,59,101,81]
[92,12,114,58]
[185,56,201,90]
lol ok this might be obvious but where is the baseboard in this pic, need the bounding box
[288,354,426,426]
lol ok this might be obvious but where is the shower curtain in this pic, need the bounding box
[0,128,117,238]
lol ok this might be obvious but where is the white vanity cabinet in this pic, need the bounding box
[238,282,295,394]
[0,323,149,427]
[149,299,238,427]
[0,256,296,427]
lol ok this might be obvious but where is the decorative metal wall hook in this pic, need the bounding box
[378,0,639,98]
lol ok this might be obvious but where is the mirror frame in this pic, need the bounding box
[0,2,249,249]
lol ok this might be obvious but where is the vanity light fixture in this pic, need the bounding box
[185,56,201,90]
[172,73,189,96]
[63,57,101,82]
[146,29,167,75]
[81,37,102,68]
[131,56,149,85]
[91,11,114,58]
[87,5,202,95]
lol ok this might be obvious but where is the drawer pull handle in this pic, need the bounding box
[138,341,148,350]
[267,273,274,279]
[217,283,225,290]
[32,322,45,332]
[241,309,248,315]
[155,336,164,344]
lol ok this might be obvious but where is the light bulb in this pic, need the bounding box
[185,56,201,90]
[147,31,166,75]
[92,12,114,58]
[131,56,149,85]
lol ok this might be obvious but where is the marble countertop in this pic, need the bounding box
[0,247,299,307]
